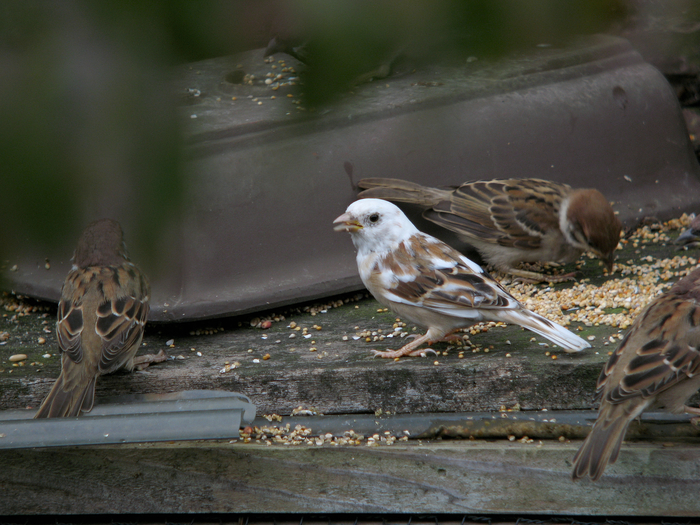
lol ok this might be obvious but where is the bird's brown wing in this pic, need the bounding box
[56,288,85,362]
[378,234,516,312]
[36,268,95,417]
[597,292,700,407]
[573,269,700,480]
[426,178,568,249]
[586,317,700,477]
[94,265,150,374]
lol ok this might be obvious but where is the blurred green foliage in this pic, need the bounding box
[296,0,628,105]
[0,0,626,279]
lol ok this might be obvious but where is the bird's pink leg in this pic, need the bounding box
[371,332,438,358]
[439,332,467,344]
[404,331,463,344]
[133,349,169,371]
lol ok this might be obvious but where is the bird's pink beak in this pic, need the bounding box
[333,212,362,232]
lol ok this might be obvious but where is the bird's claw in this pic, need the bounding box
[371,349,395,359]
[133,349,168,370]
[408,348,438,357]
[371,347,437,359]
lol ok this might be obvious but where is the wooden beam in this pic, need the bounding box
[1,440,699,515]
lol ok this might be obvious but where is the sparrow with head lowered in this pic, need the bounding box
[572,266,700,481]
[34,219,167,418]
[334,198,590,358]
[357,178,622,282]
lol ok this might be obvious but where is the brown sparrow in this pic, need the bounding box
[334,198,590,358]
[572,266,700,481]
[34,219,166,418]
[357,178,622,282]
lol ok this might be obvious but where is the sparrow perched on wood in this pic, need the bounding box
[34,219,166,418]
[676,214,700,247]
[357,178,622,282]
[333,199,590,358]
[572,266,700,481]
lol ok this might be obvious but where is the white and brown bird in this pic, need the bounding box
[357,178,622,282]
[572,266,700,481]
[34,219,166,418]
[333,198,590,358]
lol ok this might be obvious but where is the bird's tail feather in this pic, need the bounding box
[571,402,646,481]
[357,178,450,207]
[496,309,590,352]
[34,374,96,418]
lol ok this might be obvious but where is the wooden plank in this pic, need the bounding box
[0,293,614,415]
[2,440,700,515]
[1,211,696,418]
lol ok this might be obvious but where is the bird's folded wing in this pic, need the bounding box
[96,294,149,372]
[379,235,519,316]
[598,298,700,405]
[505,180,567,248]
[56,298,84,362]
[426,180,499,240]
[426,179,566,250]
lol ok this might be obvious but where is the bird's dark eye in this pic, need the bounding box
[369,213,380,223]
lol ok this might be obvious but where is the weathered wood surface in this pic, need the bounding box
[2,440,700,515]
[0,290,616,415]
[1,222,700,518]
[1,233,698,417]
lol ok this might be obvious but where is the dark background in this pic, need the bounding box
[0,0,697,274]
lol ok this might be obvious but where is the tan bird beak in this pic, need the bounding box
[333,212,363,232]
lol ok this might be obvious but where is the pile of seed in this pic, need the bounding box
[236,423,408,447]
[508,215,697,330]
[1,293,52,321]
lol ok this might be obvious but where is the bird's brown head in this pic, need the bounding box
[73,218,129,268]
[566,189,622,272]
